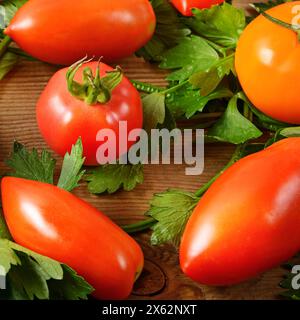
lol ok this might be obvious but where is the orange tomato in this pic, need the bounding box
[235,2,300,124]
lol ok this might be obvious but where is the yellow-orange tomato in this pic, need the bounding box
[235,2,300,124]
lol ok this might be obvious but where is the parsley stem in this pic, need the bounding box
[121,217,157,234]
[161,80,189,95]
[0,35,12,59]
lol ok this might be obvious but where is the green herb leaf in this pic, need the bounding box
[280,127,300,138]
[0,51,18,80]
[86,164,144,194]
[136,0,190,61]
[185,3,246,48]
[146,189,199,246]
[5,141,56,184]
[165,82,230,119]
[47,265,94,300]
[185,88,233,119]
[208,95,262,144]
[57,138,85,192]
[142,92,166,132]
[159,35,219,82]
[189,54,234,96]
[158,106,177,130]
[0,0,27,29]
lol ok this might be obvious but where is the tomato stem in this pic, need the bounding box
[0,36,12,59]
[251,5,300,41]
[121,217,157,234]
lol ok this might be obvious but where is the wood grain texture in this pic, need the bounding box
[0,0,288,300]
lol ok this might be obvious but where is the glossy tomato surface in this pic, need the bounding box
[180,138,300,285]
[235,2,300,124]
[5,0,156,64]
[36,62,143,166]
[171,0,224,16]
[1,177,144,300]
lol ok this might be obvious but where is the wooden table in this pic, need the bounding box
[0,1,287,300]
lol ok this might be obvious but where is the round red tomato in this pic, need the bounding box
[36,61,143,166]
[180,138,300,286]
[235,2,300,124]
[5,0,156,64]
[171,0,225,16]
[1,177,144,300]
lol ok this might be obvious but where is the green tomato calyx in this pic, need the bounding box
[66,56,123,105]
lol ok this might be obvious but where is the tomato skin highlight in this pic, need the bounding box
[171,0,224,16]
[235,2,300,124]
[180,138,300,286]
[36,62,143,166]
[4,0,156,65]
[1,177,144,300]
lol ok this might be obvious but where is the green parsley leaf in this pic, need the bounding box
[279,127,300,138]
[159,35,219,82]
[158,106,177,131]
[189,54,235,96]
[208,95,262,144]
[0,0,27,29]
[185,88,233,119]
[86,164,144,194]
[185,3,246,48]
[146,189,199,246]
[47,265,94,300]
[5,141,56,184]
[165,82,231,119]
[136,0,190,61]
[0,52,18,80]
[57,138,85,192]
[142,92,166,132]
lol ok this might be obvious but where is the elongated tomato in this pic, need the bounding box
[5,0,156,65]
[1,177,144,300]
[180,138,300,285]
